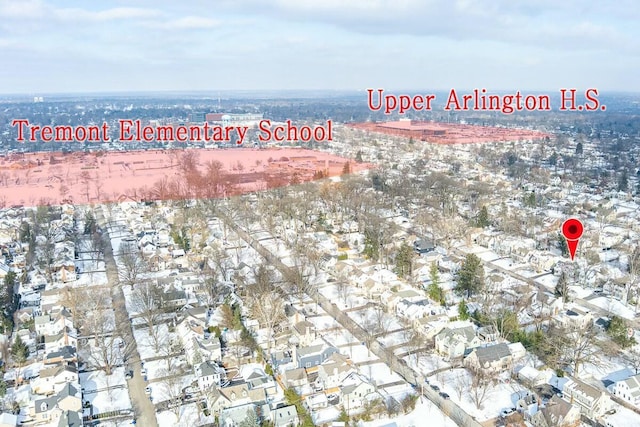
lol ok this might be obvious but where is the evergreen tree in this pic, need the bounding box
[476,206,490,228]
[427,263,445,305]
[618,169,629,192]
[454,254,484,298]
[557,233,569,257]
[394,243,414,278]
[575,142,583,155]
[458,300,470,320]
[11,334,29,364]
[607,316,636,348]
[555,272,569,303]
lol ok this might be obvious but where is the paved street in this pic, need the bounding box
[97,207,158,427]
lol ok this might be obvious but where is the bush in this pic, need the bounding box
[337,253,348,261]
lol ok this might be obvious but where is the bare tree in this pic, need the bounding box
[372,305,392,337]
[336,280,350,308]
[157,368,185,419]
[561,323,601,375]
[130,280,164,351]
[453,371,470,401]
[117,244,148,287]
[247,290,286,354]
[469,367,493,410]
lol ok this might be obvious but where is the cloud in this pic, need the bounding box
[213,0,638,53]
[146,16,220,30]
[53,7,163,23]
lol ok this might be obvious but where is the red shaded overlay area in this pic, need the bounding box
[0,148,370,207]
[349,120,549,144]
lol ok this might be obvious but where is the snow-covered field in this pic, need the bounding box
[429,368,527,421]
[360,363,404,386]
[360,398,458,427]
[83,386,132,415]
[80,367,127,393]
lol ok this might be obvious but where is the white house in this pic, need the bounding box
[613,374,640,407]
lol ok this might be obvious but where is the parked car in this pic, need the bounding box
[145,386,151,395]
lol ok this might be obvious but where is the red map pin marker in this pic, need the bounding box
[561,218,583,261]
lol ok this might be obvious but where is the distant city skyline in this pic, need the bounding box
[1,0,638,94]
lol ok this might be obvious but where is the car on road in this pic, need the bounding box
[145,386,151,395]
[440,392,450,399]
[431,385,440,392]
[140,368,147,376]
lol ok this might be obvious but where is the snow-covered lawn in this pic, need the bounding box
[132,324,174,360]
[408,353,450,376]
[360,398,458,427]
[602,404,640,427]
[429,368,527,421]
[80,367,127,393]
[360,363,404,386]
[348,344,380,364]
[587,296,635,320]
[145,358,189,381]
[156,403,215,427]
[378,330,410,348]
[83,386,132,415]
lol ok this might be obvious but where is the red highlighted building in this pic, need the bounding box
[349,120,549,144]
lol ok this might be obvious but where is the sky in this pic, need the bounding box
[0,0,638,94]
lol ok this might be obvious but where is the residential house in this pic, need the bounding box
[464,343,513,373]
[272,405,299,427]
[44,328,77,354]
[557,306,593,330]
[281,368,308,390]
[207,383,267,416]
[434,324,480,360]
[414,239,435,254]
[516,366,550,388]
[30,383,82,424]
[413,316,447,341]
[340,375,375,410]
[316,353,355,390]
[291,321,316,347]
[613,373,640,407]
[294,343,339,369]
[44,346,77,366]
[562,377,613,419]
[477,326,499,343]
[31,364,79,396]
[195,361,227,391]
[219,403,258,427]
[529,395,581,427]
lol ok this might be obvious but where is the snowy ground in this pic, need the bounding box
[80,367,127,393]
[405,353,449,376]
[360,363,404,386]
[156,403,215,427]
[587,296,635,320]
[132,324,175,360]
[359,398,458,427]
[83,386,132,416]
[349,344,381,364]
[602,404,640,427]
[429,368,527,421]
[378,330,411,348]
